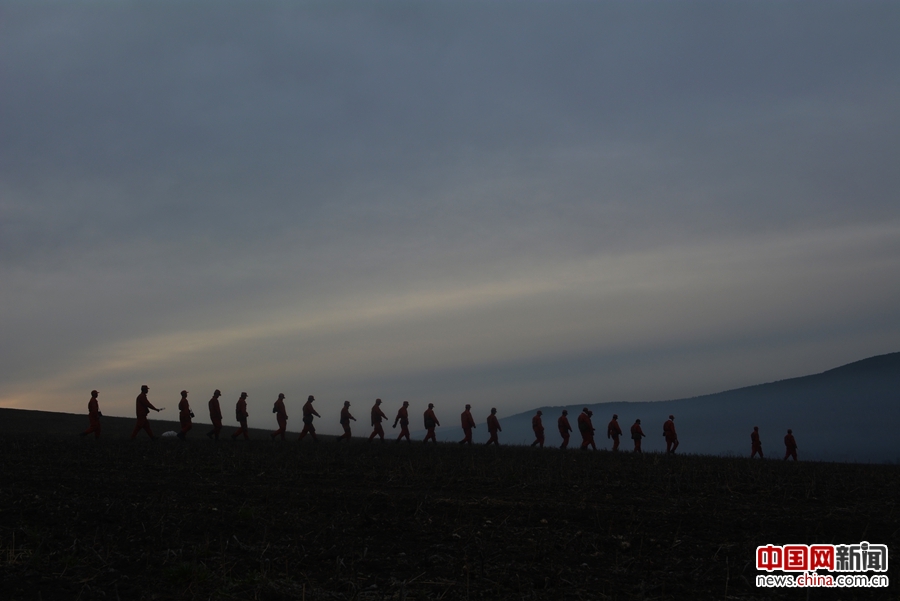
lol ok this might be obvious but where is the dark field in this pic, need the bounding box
[0,409,897,600]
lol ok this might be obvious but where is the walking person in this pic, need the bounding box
[271,394,288,440]
[485,408,501,446]
[368,398,388,442]
[750,426,763,458]
[631,419,645,453]
[337,401,356,441]
[131,385,162,440]
[298,395,320,442]
[80,390,102,439]
[607,414,622,451]
[423,403,440,444]
[578,408,596,450]
[177,390,193,440]
[558,409,572,449]
[231,392,250,440]
[393,401,411,443]
[207,389,223,440]
[663,415,679,454]
[784,429,798,461]
[530,410,544,448]
[459,404,476,444]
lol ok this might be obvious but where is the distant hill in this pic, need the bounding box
[426,352,900,463]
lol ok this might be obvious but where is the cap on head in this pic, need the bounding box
[240,392,248,398]
[754,426,759,431]
[583,407,589,413]
[181,390,188,396]
[465,404,471,409]
[278,393,285,399]
[536,410,542,415]
[490,407,497,414]
[613,414,618,419]
[375,398,382,404]
[428,403,434,408]
[402,401,409,406]
[562,409,568,415]
[308,395,315,401]
[91,390,98,396]
[141,385,149,391]
[787,428,792,434]
[214,389,221,396]
[636,419,641,423]
[344,401,350,406]
[669,415,674,420]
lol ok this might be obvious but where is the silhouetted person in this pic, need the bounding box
[338,401,355,441]
[131,385,161,440]
[750,426,763,458]
[423,403,440,443]
[485,408,501,445]
[558,409,572,449]
[231,392,250,440]
[207,389,223,440]
[368,398,388,442]
[663,415,678,454]
[393,401,411,442]
[459,404,476,444]
[298,395,320,442]
[631,419,645,452]
[81,390,102,439]
[271,393,288,440]
[177,390,193,440]
[784,429,798,461]
[607,414,622,451]
[531,410,544,448]
[578,408,596,450]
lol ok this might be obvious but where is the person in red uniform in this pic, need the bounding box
[81,390,102,439]
[485,408,501,446]
[177,390,193,440]
[784,429,798,461]
[607,414,623,451]
[557,409,572,449]
[750,426,763,458]
[231,392,250,440]
[298,395,320,442]
[578,408,596,450]
[271,393,288,440]
[459,404,476,444]
[337,401,355,441]
[368,398,388,442]
[663,415,678,454]
[393,401,411,443]
[131,385,161,440]
[207,389,223,440]
[423,403,440,443]
[631,419,645,453]
[530,410,545,448]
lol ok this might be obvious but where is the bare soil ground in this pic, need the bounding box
[0,408,897,600]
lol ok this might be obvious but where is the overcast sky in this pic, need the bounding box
[2,1,899,432]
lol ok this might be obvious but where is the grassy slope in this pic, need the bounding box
[0,409,897,600]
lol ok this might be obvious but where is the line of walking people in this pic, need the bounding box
[79,387,798,459]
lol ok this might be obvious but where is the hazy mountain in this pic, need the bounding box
[425,352,900,463]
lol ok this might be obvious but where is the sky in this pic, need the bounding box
[2,1,899,433]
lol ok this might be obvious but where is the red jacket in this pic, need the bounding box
[235,398,248,421]
[394,406,409,427]
[179,398,191,418]
[663,419,677,441]
[607,419,622,438]
[751,431,761,446]
[371,404,387,425]
[631,423,645,439]
[577,412,593,434]
[340,406,355,425]
[460,410,476,429]
[424,408,439,429]
[532,414,543,432]
[136,393,157,417]
[274,398,287,420]
[558,415,572,433]
[487,414,501,433]
[88,397,99,418]
[784,434,797,450]
[209,397,222,421]
[302,401,320,422]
